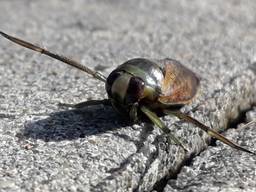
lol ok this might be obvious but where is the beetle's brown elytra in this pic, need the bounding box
[0,30,255,155]
[159,59,200,105]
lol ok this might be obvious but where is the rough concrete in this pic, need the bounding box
[0,0,255,191]
[164,108,256,192]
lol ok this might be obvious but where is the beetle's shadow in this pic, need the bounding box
[22,105,130,142]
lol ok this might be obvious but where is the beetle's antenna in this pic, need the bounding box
[0,31,106,82]
[164,109,256,155]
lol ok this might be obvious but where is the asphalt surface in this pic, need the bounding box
[0,0,255,192]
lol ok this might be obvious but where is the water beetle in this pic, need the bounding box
[0,31,255,154]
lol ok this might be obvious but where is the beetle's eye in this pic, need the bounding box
[126,77,145,103]
[106,71,122,95]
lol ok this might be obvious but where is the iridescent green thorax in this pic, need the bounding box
[105,58,164,120]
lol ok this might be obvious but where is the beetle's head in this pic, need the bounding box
[105,70,145,122]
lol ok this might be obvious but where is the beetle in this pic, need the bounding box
[0,31,255,154]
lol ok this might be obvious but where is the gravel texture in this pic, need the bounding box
[0,0,255,192]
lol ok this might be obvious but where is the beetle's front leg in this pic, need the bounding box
[129,103,139,123]
[140,106,189,152]
[58,99,111,109]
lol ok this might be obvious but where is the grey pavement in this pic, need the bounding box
[164,108,256,192]
[0,0,255,192]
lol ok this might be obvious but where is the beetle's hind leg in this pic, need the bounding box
[140,106,189,152]
[164,109,256,155]
[58,99,111,109]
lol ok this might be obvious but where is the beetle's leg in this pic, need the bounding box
[0,31,106,82]
[164,109,256,155]
[240,119,256,129]
[140,106,189,152]
[129,103,139,123]
[58,99,111,109]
